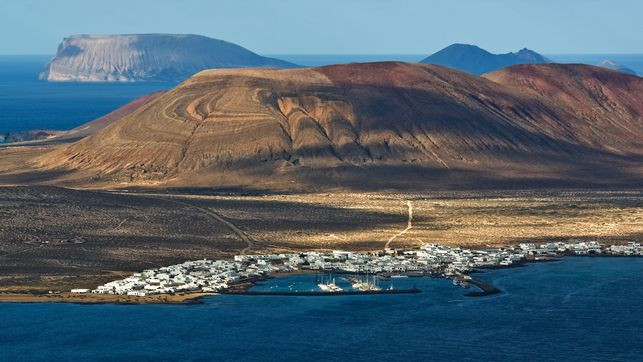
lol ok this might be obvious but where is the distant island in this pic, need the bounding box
[0,129,61,144]
[39,33,297,82]
[420,43,551,74]
[596,60,637,75]
[19,62,643,191]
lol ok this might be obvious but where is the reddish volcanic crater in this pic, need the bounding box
[1,62,640,191]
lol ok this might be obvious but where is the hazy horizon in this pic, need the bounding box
[3,52,643,57]
[1,0,642,55]
[3,53,643,75]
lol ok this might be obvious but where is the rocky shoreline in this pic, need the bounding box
[0,130,62,144]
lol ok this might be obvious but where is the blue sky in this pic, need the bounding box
[1,0,641,55]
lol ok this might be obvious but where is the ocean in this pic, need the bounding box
[1,257,641,361]
[2,53,642,134]
[0,55,176,133]
[273,53,643,73]
[548,54,643,73]
[1,56,642,360]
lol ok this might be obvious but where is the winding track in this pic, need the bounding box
[384,200,413,250]
[112,192,255,255]
[108,192,413,254]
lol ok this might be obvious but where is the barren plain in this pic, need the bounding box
[1,186,640,295]
[1,62,641,299]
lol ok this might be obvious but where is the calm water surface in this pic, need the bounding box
[1,257,641,361]
[1,58,641,360]
[2,54,642,133]
[0,55,175,133]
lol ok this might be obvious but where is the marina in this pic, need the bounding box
[462,276,501,297]
[221,288,421,296]
[2,2,641,360]
[4,257,641,361]
[80,240,641,299]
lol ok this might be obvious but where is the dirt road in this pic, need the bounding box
[384,200,413,250]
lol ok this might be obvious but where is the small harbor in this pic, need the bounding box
[226,273,421,296]
[70,240,640,301]
[461,276,502,297]
[221,288,421,296]
[5,256,642,361]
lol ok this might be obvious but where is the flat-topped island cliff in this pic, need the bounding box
[39,33,296,82]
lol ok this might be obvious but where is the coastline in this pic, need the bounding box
[2,252,640,361]
[221,288,421,296]
[1,255,640,304]
[0,292,215,305]
[0,270,317,304]
[464,276,501,297]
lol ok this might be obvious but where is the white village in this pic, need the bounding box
[72,241,642,297]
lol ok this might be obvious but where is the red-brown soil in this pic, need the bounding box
[2,62,641,191]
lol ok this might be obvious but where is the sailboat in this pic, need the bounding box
[351,275,382,291]
[318,275,343,292]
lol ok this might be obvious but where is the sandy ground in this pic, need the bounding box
[0,186,641,298]
[173,190,642,251]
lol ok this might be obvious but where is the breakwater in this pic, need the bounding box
[221,287,421,296]
[464,276,501,297]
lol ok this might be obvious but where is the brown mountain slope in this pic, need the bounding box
[60,91,166,141]
[483,64,642,155]
[0,92,164,148]
[33,62,643,190]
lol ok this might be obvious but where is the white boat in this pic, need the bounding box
[351,282,381,291]
[351,275,382,291]
[318,276,343,292]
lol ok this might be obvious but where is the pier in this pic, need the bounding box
[84,240,640,298]
[221,287,421,296]
[464,276,500,297]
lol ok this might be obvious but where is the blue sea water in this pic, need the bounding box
[0,55,176,133]
[270,53,427,67]
[2,54,643,134]
[1,55,642,360]
[1,57,641,361]
[1,257,641,361]
[548,54,643,74]
[273,53,643,74]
